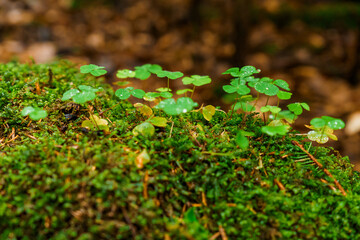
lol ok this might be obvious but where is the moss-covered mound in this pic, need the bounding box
[1,61,360,240]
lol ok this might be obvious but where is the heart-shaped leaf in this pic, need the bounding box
[80,64,107,76]
[261,125,290,136]
[254,81,279,96]
[131,89,146,99]
[116,69,136,78]
[202,105,216,121]
[133,122,155,137]
[156,97,198,115]
[182,75,211,86]
[273,79,290,91]
[148,117,167,127]
[115,88,131,100]
[157,70,184,79]
[277,91,292,100]
[21,106,47,121]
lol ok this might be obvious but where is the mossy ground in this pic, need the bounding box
[1,61,360,239]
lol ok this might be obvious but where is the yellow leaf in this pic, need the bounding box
[134,103,153,117]
[202,105,216,121]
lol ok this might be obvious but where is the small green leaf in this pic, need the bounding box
[22,106,47,121]
[155,97,198,115]
[273,79,290,91]
[148,117,167,127]
[176,89,193,95]
[277,91,292,100]
[156,87,172,92]
[133,122,155,137]
[78,85,102,92]
[116,69,136,78]
[327,118,345,130]
[301,102,310,111]
[222,67,240,76]
[202,105,216,121]
[160,92,173,98]
[62,89,80,101]
[135,68,151,80]
[261,125,290,136]
[233,102,255,112]
[144,92,161,101]
[223,85,237,94]
[310,118,326,128]
[131,89,146,99]
[157,70,184,79]
[115,88,132,100]
[182,75,211,86]
[254,81,279,96]
[307,130,329,144]
[260,105,281,114]
[72,91,96,104]
[235,131,254,150]
[184,208,198,224]
[80,64,107,76]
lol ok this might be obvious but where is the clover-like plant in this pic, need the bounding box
[82,115,109,132]
[236,130,255,150]
[115,87,145,100]
[62,85,103,104]
[306,116,345,144]
[176,88,193,97]
[21,106,47,121]
[155,97,198,115]
[288,102,310,116]
[182,75,211,98]
[134,64,162,80]
[157,70,184,89]
[80,64,107,77]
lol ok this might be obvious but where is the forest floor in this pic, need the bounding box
[1,0,359,169]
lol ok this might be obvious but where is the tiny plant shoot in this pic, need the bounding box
[21,106,47,121]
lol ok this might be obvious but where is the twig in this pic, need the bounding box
[274,178,286,192]
[291,140,347,196]
[219,225,228,240]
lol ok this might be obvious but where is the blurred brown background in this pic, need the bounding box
[1,0,360,170]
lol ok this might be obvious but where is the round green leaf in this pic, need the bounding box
[131,89,146,99]
[277,91,292,100]
[72,91,96,104]
[254,82,279,96]
[148,117,167,127]
[115,88,131,100]
[261,125,289,136]
[157,70,184,79]
[301,102,310,111]
[273,79,290,91]
[29,109,47,121]
[288,103,302,115]
[223,85,237,94]
[116,69,136,78]
[310,118,326,128]
[90,69,107,77]
[222,67,240,76]
[160,92,173,98]
[21,106,35,116]
[156,97,198,115]
[236,134,249,150]
[62,89,80,101]
[148,64,162,74]
[80,64,98,73]
[327,118,345,130]
[134,68,151,80]
[133,122,155,137]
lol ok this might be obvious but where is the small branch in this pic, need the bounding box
[219,225,228,240]
[291,140,347,196]
[274,178,286,192]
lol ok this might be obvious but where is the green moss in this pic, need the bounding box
[1,61,360,239]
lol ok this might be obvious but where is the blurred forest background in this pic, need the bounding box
[1,0,360,169]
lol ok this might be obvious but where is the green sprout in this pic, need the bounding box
[62,85,103,104]
[235,130,255,150]
[261,125,290,136]
[306,116,345,144]
[21,106,47,121]
[288,102,310,115]
[82,115,109,132]
[133,122,155,137]
[116,69,136,79]
[155,97,198,115]
[80,64,107,77]
[134,64,162,80]
[115,87,145,100]
[182,75,212,98]
[176,88,194,97]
